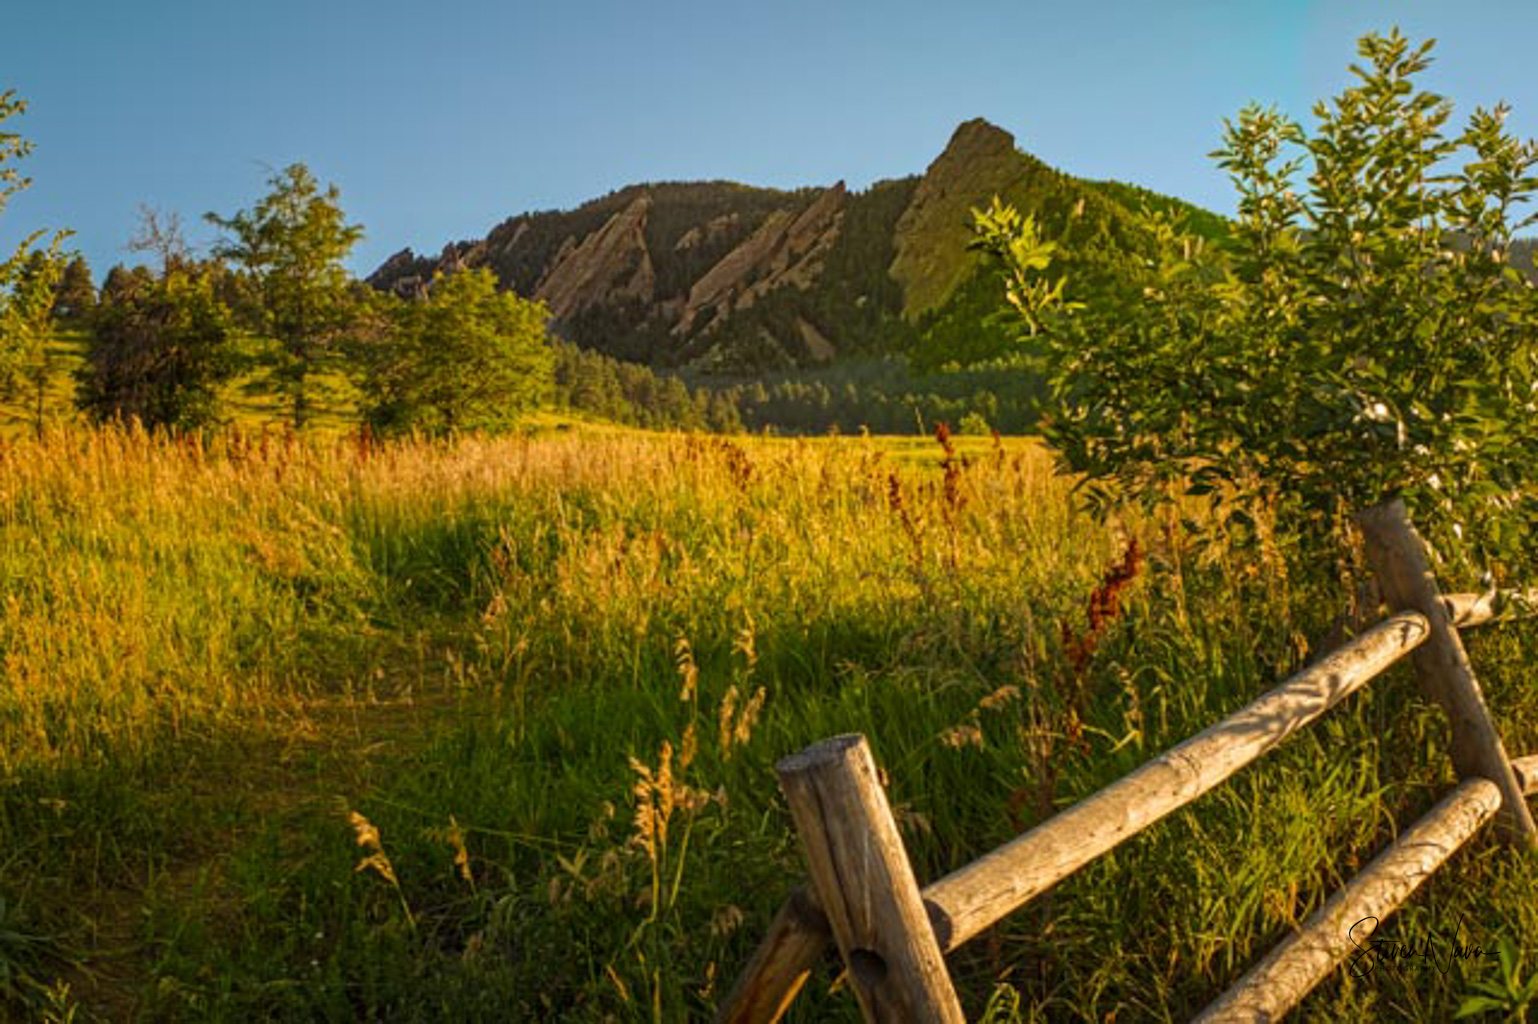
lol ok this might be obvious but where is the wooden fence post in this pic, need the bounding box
[718,611,1437,1021]
[712,886,827,1024]
[776,735,964,1024]
[1358,498,1537,845]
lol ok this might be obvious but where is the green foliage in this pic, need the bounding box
[0,90,32,213]
[908,155,1182,374]
[0,250,64,438]
[977,30,1538,568]
[1456,934,1538,1021]
[957,410,993,436]
[0,92,68,439]
[0,895,56,1006]
[100,263,155,306]
[77,262,237,430]
[1084,178,1233,243]
[969,197,1077,337]
[359,269,553,436]
[207,163,364,428]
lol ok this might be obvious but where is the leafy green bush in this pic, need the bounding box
[358,268,553,436]
[976,30,1538,569]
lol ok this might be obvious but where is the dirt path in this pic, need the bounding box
[60,655,467,1022]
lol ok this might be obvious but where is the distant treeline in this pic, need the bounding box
[706,356,1045,435]
[550,341,743,432]
[553,341,1045,436]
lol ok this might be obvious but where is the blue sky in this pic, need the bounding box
[4,1,1535,279]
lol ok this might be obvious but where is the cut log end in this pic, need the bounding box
[775,733,866,777]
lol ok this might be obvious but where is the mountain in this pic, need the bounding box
[1514,238,1537,282]
[368,119,1223,372]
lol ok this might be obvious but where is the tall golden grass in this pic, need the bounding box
[4,423,1535,1021]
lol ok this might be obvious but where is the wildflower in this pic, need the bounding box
[718,686,738,755]
[349,811,397,884]
[346,807,417,928]
[719,685,767,757]
[628,756,658,860]
[733,612,758,673]
[1064,537,1144,674]
[734,687,766,747]
[679,722,698,772]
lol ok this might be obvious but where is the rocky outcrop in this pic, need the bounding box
[891,118,1031,318]
[534,195,656,321]
[675,182,847,336]
[675,213,740,251]
[365,240,499,299]
[437,240,487,275]
[367,247,437,298]
[796,317,836,362]
[488,219,529,256]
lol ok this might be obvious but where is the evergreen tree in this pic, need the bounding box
[100,264,156,306]
[52,255,96,324]
[0,249,62,437]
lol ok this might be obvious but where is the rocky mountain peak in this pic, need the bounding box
[364,117,1222,373]
[890,117,1030,318]
[945,117,1018,158]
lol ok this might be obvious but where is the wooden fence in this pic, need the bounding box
[717,499,1538,1022]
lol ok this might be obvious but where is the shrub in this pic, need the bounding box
[976,30,1538,569]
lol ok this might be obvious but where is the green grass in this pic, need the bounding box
[2,424,1536,1021]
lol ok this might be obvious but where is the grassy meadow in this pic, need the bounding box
[2,423,1537,1021]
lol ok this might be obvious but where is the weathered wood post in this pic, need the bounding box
[712,887,827,1024]
[775,734,964,1023]
[718,611,1438,1021]
[1357,498,1537,845]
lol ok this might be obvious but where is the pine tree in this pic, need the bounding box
[53,256,97,324]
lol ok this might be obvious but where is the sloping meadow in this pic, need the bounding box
[1,426,1535,1020]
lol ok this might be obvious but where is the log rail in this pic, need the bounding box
[718,505,1538,1024]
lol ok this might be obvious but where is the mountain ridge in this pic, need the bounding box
[368,119,1224,371]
